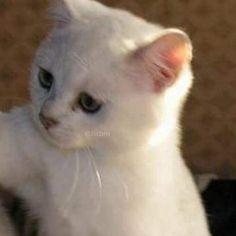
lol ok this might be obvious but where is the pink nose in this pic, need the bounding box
[39,113,58,130]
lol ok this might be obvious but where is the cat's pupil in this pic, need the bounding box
[38,68,54,90]
[78,92,102,114]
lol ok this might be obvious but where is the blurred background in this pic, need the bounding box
[0,0,236,178]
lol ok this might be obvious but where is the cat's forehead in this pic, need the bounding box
[39,7,161,62]
[38,20,122,71]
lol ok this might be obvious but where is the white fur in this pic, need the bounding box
[0,0,210,235]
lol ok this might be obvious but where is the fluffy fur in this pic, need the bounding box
[0,0,210,235]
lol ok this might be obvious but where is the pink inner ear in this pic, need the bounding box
[138,32,191,91]
[162,44,189,76]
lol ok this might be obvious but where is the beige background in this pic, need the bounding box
[0,0,235,177]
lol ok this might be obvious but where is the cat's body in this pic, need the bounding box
[0,106,209,236]
[0,0,210,236]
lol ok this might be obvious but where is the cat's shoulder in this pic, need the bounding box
[0,106,32,140]
[0,106,42,161]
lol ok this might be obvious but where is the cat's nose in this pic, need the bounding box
[39,112,58,130]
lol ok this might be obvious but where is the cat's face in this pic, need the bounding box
[30,0,192,151]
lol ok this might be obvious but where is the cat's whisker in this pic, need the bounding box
[86,147,103,213]
[61,150,80,214]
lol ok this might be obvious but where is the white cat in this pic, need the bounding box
[0,0,210,235]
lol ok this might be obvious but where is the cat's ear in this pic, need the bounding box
[132,29,192,91]
[50,0,79,28]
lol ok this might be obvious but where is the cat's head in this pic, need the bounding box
[30,0,193,151]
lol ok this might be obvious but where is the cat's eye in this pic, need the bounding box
[38,67,54,90]
[78,92,102,114]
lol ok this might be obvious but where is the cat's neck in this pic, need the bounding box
[83,124,180,172]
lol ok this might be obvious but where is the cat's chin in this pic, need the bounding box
[36,124,83,150]
[48,140,81,151]
[43,133,84,151]
[43,134,71,150]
